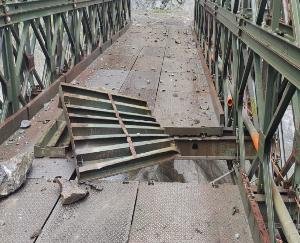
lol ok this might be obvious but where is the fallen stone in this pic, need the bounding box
[0,153,33,198]
[20,120,31,129]
[175,40,181,44]
[54,178,89,205]
[30,228,42,239]
[0,219,5,226]
[83,181,104,191]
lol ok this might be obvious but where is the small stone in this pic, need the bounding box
[54,178,89,205]
[0,220,5,226]
[84,181,104,191]
[234,233,240,239]
[162,89,166,92]
[20,120,31,129]
[147,80,150,84]
[195,228,202,234]
[175,40,181,44]
[194,119,200,124]
[232,206,239,215]
[30,228,42,239]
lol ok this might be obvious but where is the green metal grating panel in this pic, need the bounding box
[59,83,178,181]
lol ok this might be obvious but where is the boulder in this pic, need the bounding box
[0,153,33,198]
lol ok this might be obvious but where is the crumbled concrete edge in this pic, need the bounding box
[0,152,34,198]
[54,177,89,205]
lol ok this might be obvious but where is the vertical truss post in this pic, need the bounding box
[293,91,300,197]
[3,27,19,115]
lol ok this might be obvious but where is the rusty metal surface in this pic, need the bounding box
[94,54,137,71]
[34,118,70,158]
[76,69,130,92]
[129,182,254,243]
[237,170,270,243]
[132,56,164,72]
[59,83,178,181]
[0,97,61,160]
[37,181,138,243]
[175,135,256,160]
[162,57,201,73]
[154,72,220,129]
[120,70,161,109]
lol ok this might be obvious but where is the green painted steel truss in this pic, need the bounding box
[0,0,131,121]
[194,0,300,242]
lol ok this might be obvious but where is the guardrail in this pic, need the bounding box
[194,0,300,242]
[0,0,131,122]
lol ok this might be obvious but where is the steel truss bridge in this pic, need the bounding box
[0,0,299,242]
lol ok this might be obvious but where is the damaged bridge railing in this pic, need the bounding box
[0,0,130,122]
[194,0,300,242]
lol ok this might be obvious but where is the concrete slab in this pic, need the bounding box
[129,183,253,243]
[28,158,74,180]
[37,181,138,242]
[0,179,59,243]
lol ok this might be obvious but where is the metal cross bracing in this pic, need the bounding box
[0,0,131,122]
[194,0,300,242]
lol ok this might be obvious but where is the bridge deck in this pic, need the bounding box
[0,9,253,243]
[73,10,221,133]
[1,179,253,243]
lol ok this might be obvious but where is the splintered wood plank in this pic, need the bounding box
[120,70,160,110]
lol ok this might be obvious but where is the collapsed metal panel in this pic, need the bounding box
[59,83,178,181]
[34,113,70,158]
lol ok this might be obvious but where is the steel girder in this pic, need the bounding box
[0,0,131,121]
[194,0,300,242]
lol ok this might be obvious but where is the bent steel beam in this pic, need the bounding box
[59,83,178,181]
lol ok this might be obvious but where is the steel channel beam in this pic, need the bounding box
[0,0,116,27]
[174,135,256,160]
